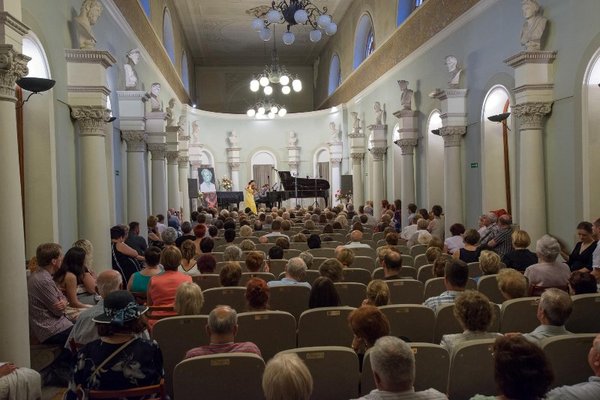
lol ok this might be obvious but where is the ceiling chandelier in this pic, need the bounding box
[250,43,302,96]
[249,0,337,45]
[247,99,288,119]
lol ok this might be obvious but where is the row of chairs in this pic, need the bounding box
[166,334,596,400]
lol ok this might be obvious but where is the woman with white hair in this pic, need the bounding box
[524,235,571,289]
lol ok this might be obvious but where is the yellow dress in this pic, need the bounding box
[244,185,257,214]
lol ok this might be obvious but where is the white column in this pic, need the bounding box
[397,139,417,207]
[178,156,190,221]
[147,143,168,216]
[370,148,387,218]
[167,151,179,210]
[513,103,552,242]
[122,131,148,229]
[330,158,341,206]
[65,49,116,272]
[288,146,301,177]
[230,162,240,191]
[71,107,112,272]
[441,127,466,228]
[0,42,32,366]
[351,153,364,207]
[505,50,556,243]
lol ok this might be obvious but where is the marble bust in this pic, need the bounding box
[445,55,462,88]
[329,122,340,142]
[124,49,141,90]
[142,83,162,112]
[288,131,298,147]
[520,0,547,51]
[74,0,102,50]
[398,80,413,111]
[374,102,384,125]
[165,98,175,126]
[351,112,361,131]
[228,131,238,148]
[191,121,200,144]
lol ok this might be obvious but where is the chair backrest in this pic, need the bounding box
[200,287,247,314]
[321,240,342,248]
[401,254,414,267]
[477,274,505,304]
[351,247,376,258]
[269,284,311,320]
[298,306,356,347]
[152,316,209,398]
[447,339,497,399]
[414,254,429,269]
[283,248,302,258]
[191,274,220,291]
[379,305,435,342]
[372,232,385,242]
[342,268,372,285]
[211,252,224,262]
[417,264,434,283]
[541,333,597,388]
[353,255,376,272]
[434,303,462,343]
[499,296,540,333]
[335,282,367,307]
[146,305,175,322]
[290,242,309,251]
[567,293,600,333]
[173,353,265,400]
[423,277,446,300]
[239,272,276,286]
[312,257,327,269]
[281,346,360,400]
[528,284,569,297]
[236,311,297,361]
[371,266,416,281]
[467,262,481,278]
[215,260,246,273]
[266,259,288,276]
[386,279,424,304]
[308,248,335,258]
[87,379,166,399]
[397,245,411,255]
[410,244,427,257]
[255,243,275,253]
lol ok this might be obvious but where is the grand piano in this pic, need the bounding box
[264,171,330,208]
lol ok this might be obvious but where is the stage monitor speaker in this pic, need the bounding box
[188,179,198,198]
[341,175,353,192]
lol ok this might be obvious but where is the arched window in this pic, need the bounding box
[140,0,151,18]
[353,13,375,69]
[181,51,190,93]
[163,8,176,64]
[328,54,341,95]
[22,35,50,78]
[397,0,414,26]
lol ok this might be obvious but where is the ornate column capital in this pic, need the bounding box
[229,162,240,171]
[440,126,466,147]
[71,106,110,137]
[330,157,342,165]
[147,143,166,160]
[122,130,147,152]
[395,138,419,155]
[350,153,365,161]
[370,147,387,161]
[166,151,179,164]
[512,102,553,130]
[0,45,30,102]
[178,155,189,167]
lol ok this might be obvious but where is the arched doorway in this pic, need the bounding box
[582,49,600,220]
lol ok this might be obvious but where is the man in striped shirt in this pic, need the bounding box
[479,214,514,259]
[27,243,73,345]
[423,259,468,313]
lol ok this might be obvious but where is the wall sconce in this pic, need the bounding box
[487,112,511,123]
[16,77,55,108]
[431,129,440,136]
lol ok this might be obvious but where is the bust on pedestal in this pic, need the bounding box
[73,0,103,50]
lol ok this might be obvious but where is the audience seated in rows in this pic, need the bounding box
[246,278,270,312]
[220,262,242,287]
[501,230,537,272]
[525,235,571,290]
[521,288,573,345]
[423,259,468,312]
[178,240,198,275]
[345,230,371,249]
[349,306,390,363]
[496,268,528,300]
[268,258,311,289]
[319,259,344,282]
[174,282,204,315]
[453,228,481,264]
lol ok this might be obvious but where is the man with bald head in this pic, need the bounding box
[185,305,262,358]
[65,270,123,348]
[344,230,371,249]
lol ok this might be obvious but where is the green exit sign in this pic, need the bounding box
[470,162,479,168]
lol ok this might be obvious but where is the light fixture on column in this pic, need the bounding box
[246,99,287,119]
[431,129,441,136]
[15,77,56,107]
[248,0,337,45]
[249,32,302,95]
[487,112,511,123]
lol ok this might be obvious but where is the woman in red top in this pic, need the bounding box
[147,246,192,330]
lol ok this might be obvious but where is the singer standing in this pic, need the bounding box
[244,180,258,214]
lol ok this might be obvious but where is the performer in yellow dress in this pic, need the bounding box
[244,180,257,214]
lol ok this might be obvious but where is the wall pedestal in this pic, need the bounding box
[227,147,241,190]
[177,121,191,220]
